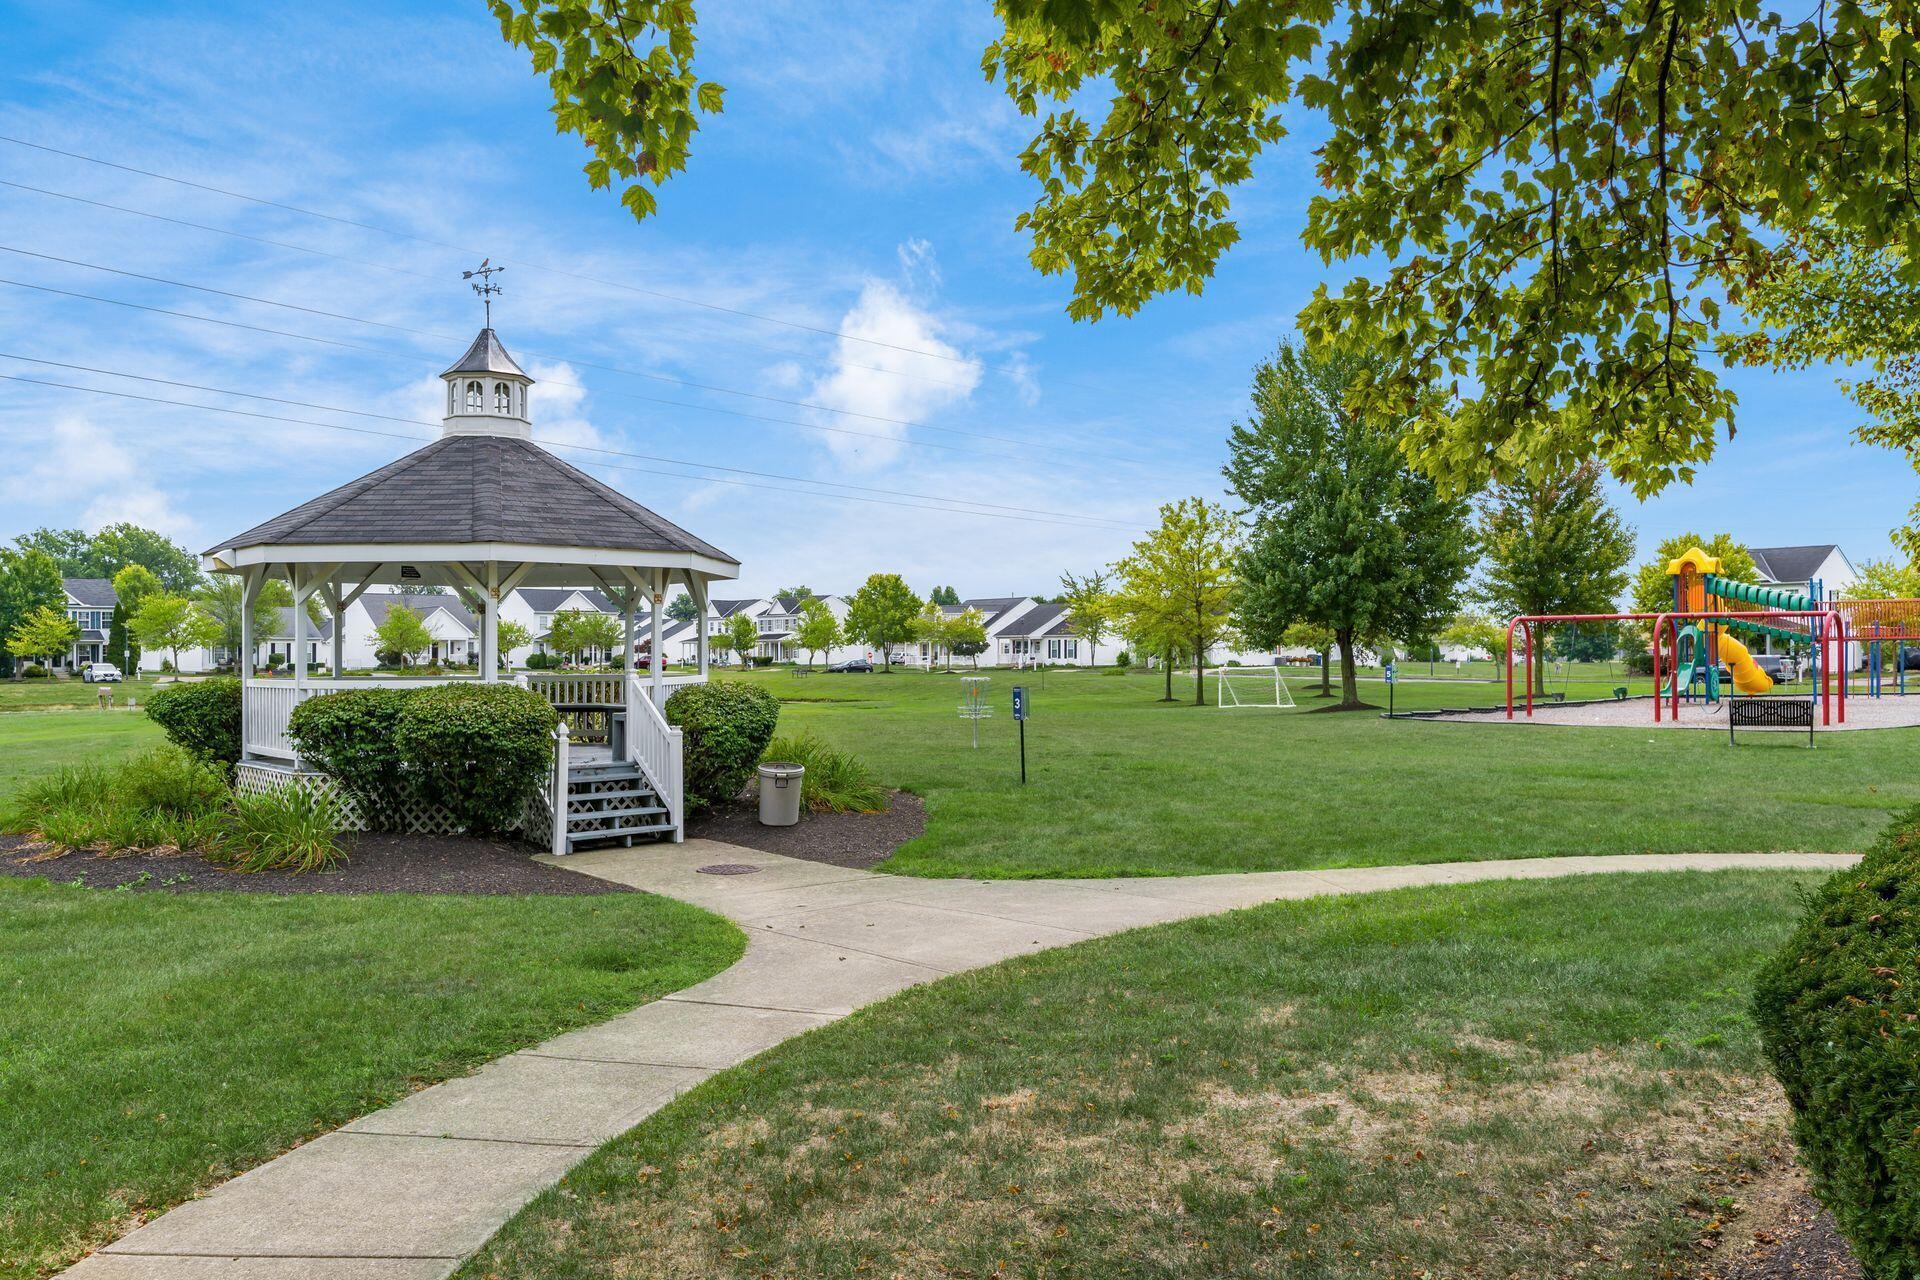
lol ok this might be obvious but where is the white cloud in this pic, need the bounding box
[526,360,606,453]
[806,278,981,469]
[3,414,199,543]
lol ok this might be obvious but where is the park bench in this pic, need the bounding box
[1728,697,1814,747]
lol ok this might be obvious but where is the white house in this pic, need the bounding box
[501,587,634,666]
[54,578,116,672]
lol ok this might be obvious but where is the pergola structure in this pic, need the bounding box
[202,327,738,844]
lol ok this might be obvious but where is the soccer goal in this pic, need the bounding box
[1208,666,1295,709]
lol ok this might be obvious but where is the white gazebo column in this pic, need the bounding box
[623,588,637,676]
[649,572,665,700]
[482,562,500,683]
[291,568,309,691]
[324,584,345,676]
[692,576,710,678]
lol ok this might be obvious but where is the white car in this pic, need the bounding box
[83,663,123,683]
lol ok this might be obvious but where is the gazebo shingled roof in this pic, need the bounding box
[209,434,734,563]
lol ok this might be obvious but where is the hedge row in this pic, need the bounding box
[1754,806,1920,1279]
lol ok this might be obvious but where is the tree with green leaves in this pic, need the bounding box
[1851,559,1920,600]
[1114,498,1239,706]
[548,609,621,666]
[912,600,951,670]
[1227,340,1476,710]
[516,4,1920,512]
[778,585,817,604]
[110,563,163,672]
[496,618,534,670]
[666,592,700,622]
[723,611,759,668]
[15,524,200,592]
[370,603,434,669]
[845,573,922,672]
[793,598,842,669]
[947,606,989,669]
[129,594,219,674]
[1440,615,1508,666]
[1475,462,1636,695]
[1280,620,1335,698]
[0,547,64,678]
[7,605,79,674]
[927,585,961,607]
[195,577,294,666]
[1058,570,1113,665]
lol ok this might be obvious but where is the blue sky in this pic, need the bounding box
[0,0,1909,597]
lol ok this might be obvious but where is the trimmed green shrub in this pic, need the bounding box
[393,683,557,833]
[524,651,552,671]
[214,787,345,873]
[288,688,413,830]
[666,681,780,810]
[761,731,886,814]
[20,664,48,678]
[1753,806,1920,1278]
[145,677,242,769]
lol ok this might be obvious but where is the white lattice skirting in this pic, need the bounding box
[236,761,546,841]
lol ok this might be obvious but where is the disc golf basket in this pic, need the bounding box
[959,676,992,747]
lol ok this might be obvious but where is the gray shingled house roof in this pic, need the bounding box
[64,578,117,609]
[260,606,335,641]
[359,591,477,633]
[208,435,736,563]
[999,601,1066,636]
[1749,545,1844,586]
[442,328,529,379]
[965,596,1031,628]
[516,587,617,613]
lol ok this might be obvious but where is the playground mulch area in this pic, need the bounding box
[1417,692,1920,732]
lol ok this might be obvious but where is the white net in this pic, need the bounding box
[1208,667,1295,709]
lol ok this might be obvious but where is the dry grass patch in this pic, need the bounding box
[462,871,1828,1280]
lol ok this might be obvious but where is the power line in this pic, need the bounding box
[0,242,1099,456]
[0,274,1045,464]
[0,177,984,395]
[0,352,1143,530]
[0,132,1040,379]
[0,369,1145,533]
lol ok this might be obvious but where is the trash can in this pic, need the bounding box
[758,762,804,826]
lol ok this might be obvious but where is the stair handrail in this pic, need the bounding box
[624,672,684,842]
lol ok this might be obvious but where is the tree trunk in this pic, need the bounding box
[1193,645,1206,706]
[1319,646,1332,697]
[1532,638,1546,697]
[1338,628,1360,707]
[1161,647,1174,702]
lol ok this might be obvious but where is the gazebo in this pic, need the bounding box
[202,326,739,847]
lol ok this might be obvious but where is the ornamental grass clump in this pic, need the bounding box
[213,787,345,874]
[1753,804,1920,1279]
[4,747,229,853]
[393,683,557,834]
[665,681,779,811]
[761,731,886,814]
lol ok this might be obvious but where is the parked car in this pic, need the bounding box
[1751,654,1799,683]
[82,662,122,683]
[824,658,873,673]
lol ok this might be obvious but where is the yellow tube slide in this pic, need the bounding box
[1716,631,1774,695]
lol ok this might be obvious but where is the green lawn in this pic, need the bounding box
[462,869,1820,1280]
[0,675,172,712]
[735,666,1919,877]
[0,707,743,1277]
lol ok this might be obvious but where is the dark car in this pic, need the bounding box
[825,658,874,673]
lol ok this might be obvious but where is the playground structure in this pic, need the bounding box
[1831,595,1920,696]
[1503,546,1857,728]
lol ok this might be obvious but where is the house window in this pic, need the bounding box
[1064,640,1078,660]
[494,381,512,413]
[465,380,483,411]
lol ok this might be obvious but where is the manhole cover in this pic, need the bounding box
[696,863,762,876]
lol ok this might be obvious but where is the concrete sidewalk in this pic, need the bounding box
[67,846,1855,1278]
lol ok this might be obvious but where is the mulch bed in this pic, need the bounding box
[0,832,629,896]
[686,789,924,870]
[1709,1190,1862,1280]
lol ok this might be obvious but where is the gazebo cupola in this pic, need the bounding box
[442,328,533,439]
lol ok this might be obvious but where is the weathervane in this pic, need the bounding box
[462,259,504,326]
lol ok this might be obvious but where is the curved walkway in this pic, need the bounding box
[66,845,1855,1278]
